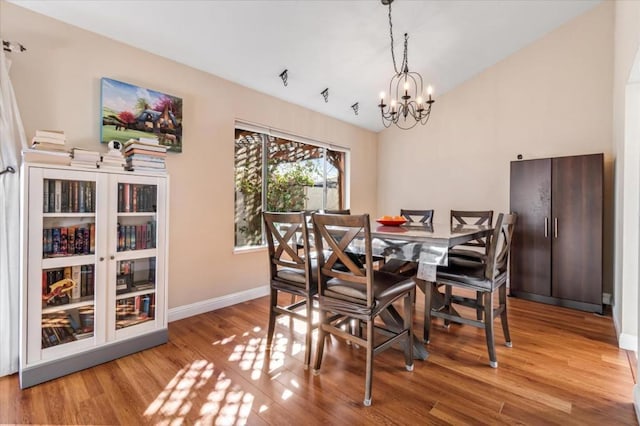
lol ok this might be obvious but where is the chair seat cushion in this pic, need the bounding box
[436,263,505,291]
[274,261,318,293]
[324,270,415,310]
[448,247,486,261]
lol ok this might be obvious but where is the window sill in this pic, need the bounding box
[233,245,267,255]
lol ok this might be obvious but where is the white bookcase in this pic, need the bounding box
[19,162,169,388]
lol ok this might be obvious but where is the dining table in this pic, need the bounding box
[363,221,493,360]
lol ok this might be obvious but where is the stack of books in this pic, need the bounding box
[123,138,167,174]
[99,149,126,171]
[24,130,71,165]
[71,148,100,169]
[31,130,67,152]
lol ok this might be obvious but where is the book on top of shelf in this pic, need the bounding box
[138,137,159,144]
[125,167,167,175]
[23,149,71,165]
[31,141,69,152]
[125,154,165,163]
[32,136,66,145]
[126,159,165,169]
[124,149,167,158]
[35,130,65,140]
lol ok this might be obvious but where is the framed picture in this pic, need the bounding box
[100,77,183,153]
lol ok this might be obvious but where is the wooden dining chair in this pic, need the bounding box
[263,212,318,369]
[425,213,517,368]
[311,213,415,406]
[380,209,434,276]
[401,208,434,224]
[449,210,494,260]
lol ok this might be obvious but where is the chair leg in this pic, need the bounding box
[483,291,497,368]
[476,290,483,320]
[404,290,414,371]
[499,285,512,348]
[303,297,313,369]
[444,285,452,327]
[266,289,278,352]
[364,319,374,407]
[312,311,328,375]
[424,282,433,344]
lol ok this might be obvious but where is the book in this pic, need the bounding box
[67,226,76,255]
[23,148,71,165]
[43,180,49,213]
[54,180,61,213]
[123,142,167,153]
[124,149,167,158]
[31,141,69,152]
[126,159,165,169]
[139,137,159,144]
[125,154,165,163]
[35,130,65,140]
[71,266,81,299]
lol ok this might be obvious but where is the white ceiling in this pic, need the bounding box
[11,0,601,132]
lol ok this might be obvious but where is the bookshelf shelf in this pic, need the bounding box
[20,163,169,388]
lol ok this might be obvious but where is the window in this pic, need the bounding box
[234,127,347,248]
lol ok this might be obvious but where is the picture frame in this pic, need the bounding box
[100,77,183,153]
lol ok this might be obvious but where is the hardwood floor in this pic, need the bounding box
[1,294,637,425]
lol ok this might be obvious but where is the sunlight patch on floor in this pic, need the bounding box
[144,359,255,425]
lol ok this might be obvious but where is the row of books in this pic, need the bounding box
[123,139,167,174]
[43,225,95,258]
[41,308,94,348]
[116,294,155,329]
[42,265,95,306]
[43,179,95,214]
[118,183,157,213]
[117,223,156,251]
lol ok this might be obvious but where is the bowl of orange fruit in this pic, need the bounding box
[376,215,407,226]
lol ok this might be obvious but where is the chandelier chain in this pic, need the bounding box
[388,2,399,74]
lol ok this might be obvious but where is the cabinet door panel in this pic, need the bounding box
[510,158,552,296]
[551,154,603,304]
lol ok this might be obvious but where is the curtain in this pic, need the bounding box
[0,49,27,377]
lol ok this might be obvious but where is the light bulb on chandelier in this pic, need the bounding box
[378,0,435,130]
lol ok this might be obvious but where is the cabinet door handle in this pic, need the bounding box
[544,217,549,238]
[99,257,105,261]
[110,255,115,260]
[554,217,558,239]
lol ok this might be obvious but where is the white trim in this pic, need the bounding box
[167,285,270,322]
[235,119,350,152]
[634,385,640,425]
[233,245,267,255]
[619,332,638,352]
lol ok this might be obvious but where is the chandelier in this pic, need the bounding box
[378,0,434,130]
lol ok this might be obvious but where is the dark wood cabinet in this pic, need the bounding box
[509,153,603,313]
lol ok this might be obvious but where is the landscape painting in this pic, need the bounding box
[100,77,183,153]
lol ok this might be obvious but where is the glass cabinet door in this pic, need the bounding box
[111,178,163,338]
[27,169,103,362]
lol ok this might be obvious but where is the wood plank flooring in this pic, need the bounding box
[0,294,637,425]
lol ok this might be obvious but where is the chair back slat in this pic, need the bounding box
[312,213,373,304]
[450,210,494,249]
[400,209,434,224]
[263,212,312,285]
[484,213,517,280]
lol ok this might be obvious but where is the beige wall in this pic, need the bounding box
[0,1,378,309]
[378,3,614,293]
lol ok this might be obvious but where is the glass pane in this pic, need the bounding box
[41,306,94,349]
[117,183,157,213]
[43,178,96,214]
[42,264,95,308]
[116,222,156,251]
[116,293,155,330]
[116,257,156,295]
[266,137,321,212]
[234,130,263,247]
[325,149,345,211]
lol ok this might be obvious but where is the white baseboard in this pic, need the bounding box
[619,332,638,352]
[634,385,640,424]
[168,285,270,323]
